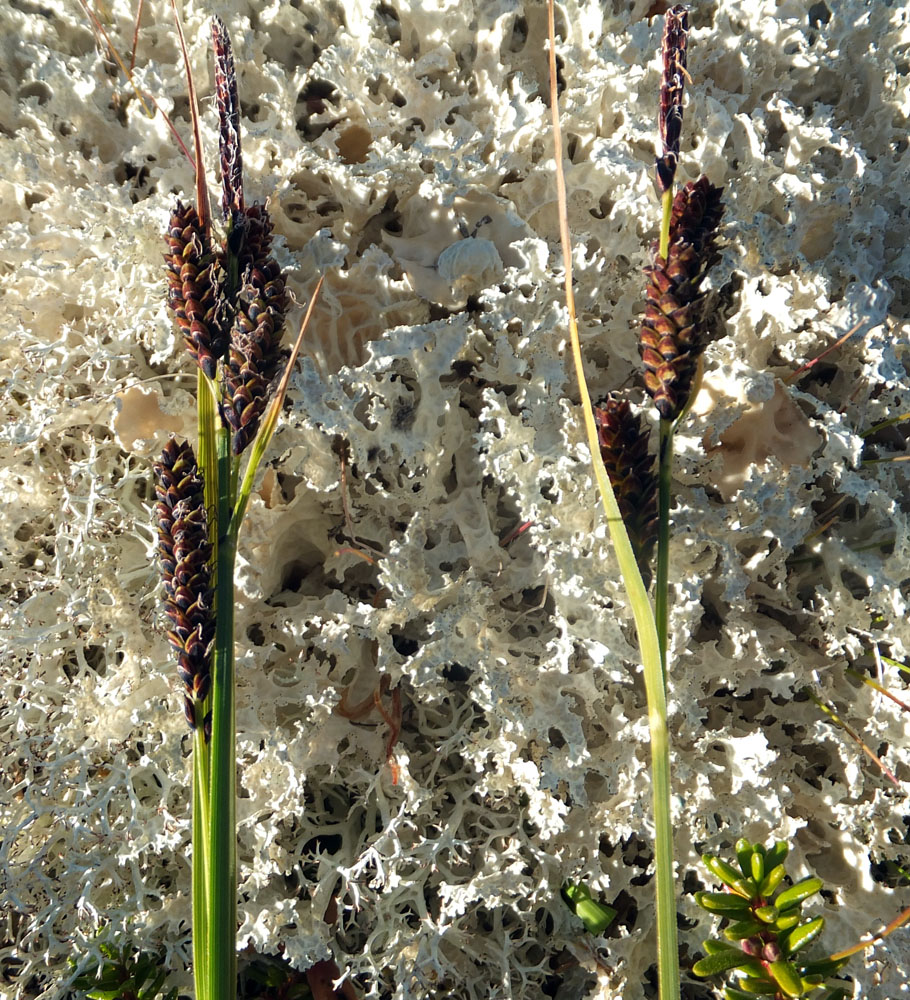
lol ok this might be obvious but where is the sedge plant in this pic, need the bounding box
[546,2,681,996]
[551,3,726,995]
[154,16,319,1000]
[551,7,910,998]
[641,5,725,677]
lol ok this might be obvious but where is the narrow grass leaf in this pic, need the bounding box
[231,276,325,538]
[545,2,676,995]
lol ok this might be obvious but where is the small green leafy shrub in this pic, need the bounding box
[238,953,311,1000]
[693,838,850,999]
[71,942,177,1000]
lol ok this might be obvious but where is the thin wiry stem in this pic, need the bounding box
[170,1,210,230]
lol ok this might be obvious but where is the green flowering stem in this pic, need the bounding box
[197,370,219,557]
[194,369,218,1000]
[207,426,238,1000]
[191,727,211,1000]
[655,418,673,680]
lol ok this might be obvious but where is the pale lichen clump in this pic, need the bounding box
[1,1,909,998]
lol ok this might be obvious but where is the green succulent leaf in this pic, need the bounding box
[702,939,742,955]
[780,916,825,957]
[769,959,808,997]
[724,989,763,1000]
[692,949,752,977]
[695,891,752,915]
[755,904,780,924]
[562,882,588,905]
[735,975,780,995]
[724,918,765,940]
[777,877,824,912]
[800,955,851,978]
[575,896,616,934]
[760,863,786,897]
[735,839,755,878]
[801,974,826,987]
[765,841,790,871]
[705,855,755,896]
[750,850,765,884]
[561,882,616,934]
[774,911,801,931]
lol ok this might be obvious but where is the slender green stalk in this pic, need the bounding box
[198,370,219,556]
[192,728,211,1000]
[208,427,238,1000]
[655,418,674,679]
[195,368,217,1000]
[545,3,678,997]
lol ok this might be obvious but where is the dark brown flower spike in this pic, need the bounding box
[222,256,289,455]
[154,438,214,730]
[164,201,227,379]
[656,4,689,194]
[212,15,244,222]
[639,175,724,421]
[236,202,275,273]
[595,396,659,586]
